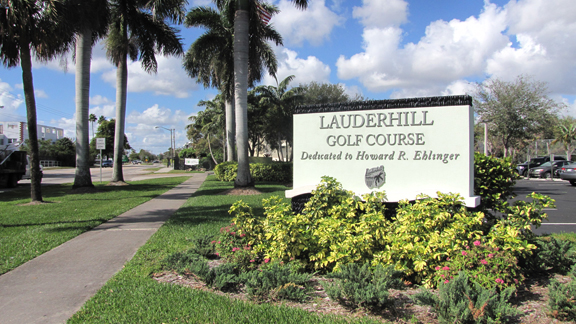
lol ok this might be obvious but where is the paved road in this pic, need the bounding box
[513,178,576,235]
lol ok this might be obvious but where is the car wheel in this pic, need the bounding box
[543,172,551,179]
[7,174,18,188]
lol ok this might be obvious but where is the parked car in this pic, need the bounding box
[101,160,113,167]
[516,156,566,177]
[131,160,142,165]
[152,160,160,163]
[22,155,43,180]
[559,163,576,186]
[528,160,572,179]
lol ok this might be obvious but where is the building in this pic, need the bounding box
[0,121,64,149]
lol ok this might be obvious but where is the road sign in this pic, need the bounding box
[96,138,106,150]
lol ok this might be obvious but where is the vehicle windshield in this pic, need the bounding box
[539,162,552,167]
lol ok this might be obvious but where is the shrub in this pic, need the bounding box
[521,237,576,275]
[372,193,485,286]
[413,272,518,324]
[230,177,389,272]
[213,223,257,271]
[433,240,522,290]
[548,278,576,321]
[213,161,292,182]
[473,153,518,217]
[241,262,313,302]
[188,234,217,258]
[204,263,242,292]
[322,263,404,311]
[162,251,210,278]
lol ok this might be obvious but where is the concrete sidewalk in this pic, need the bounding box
[0,172,208,324]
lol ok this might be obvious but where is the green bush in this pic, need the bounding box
[474,153,518,217]
[241,262,313,302]
[213,223,257,271]
[372,192,485,286]
[548,277,576,321]
[162,251,210,278]
[522,237,576,275]
[188,234,217,258]
[322,263,404,310]
[433,240,522,290]
[414,272,518,324]
[230,177,389,272]
[213,161,292,182]
[204,263,242,292]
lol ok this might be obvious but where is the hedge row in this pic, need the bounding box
[214,161,292,183]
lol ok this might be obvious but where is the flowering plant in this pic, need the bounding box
[433,240,523,290]
[213,222,260,270]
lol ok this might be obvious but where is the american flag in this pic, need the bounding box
[256,2,272,25]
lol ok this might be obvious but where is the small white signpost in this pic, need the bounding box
[185,158,199,166]
[96,138,105,183]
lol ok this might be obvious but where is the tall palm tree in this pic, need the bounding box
[192,96,225,164]
[183,2,280,162]
[72,0,109,189]
[213,0,308,187]
[106,0,186,184]
[254,75,303,161]
[1,0,75,201]
[89,113,97,138]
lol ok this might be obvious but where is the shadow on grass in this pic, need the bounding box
[0,218,109,228]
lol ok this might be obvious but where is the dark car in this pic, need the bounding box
[101,160,113,168]
[559,163,576,186]
[528,160,572,179]
[516,156,566,177]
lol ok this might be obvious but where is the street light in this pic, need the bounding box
[155,126,174,168]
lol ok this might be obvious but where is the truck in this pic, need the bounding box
[0,148,27,188]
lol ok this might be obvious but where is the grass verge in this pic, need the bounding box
[69,176,379,324]
[0,176,191,275]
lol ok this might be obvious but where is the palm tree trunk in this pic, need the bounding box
[233,8,253,187]
[207,134,218,165]
[225,99,235,161]
[73,29,94,189]
[111,56,128,183]
[19,40,42,202]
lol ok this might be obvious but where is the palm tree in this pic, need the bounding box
[1,0,74,201]
[213,0,308,187]
[254,75,303,161]
[191,96,225,165]
[72,0,109,189]
[106,0,186,184]
[183,2,281,162]
[552,117,576,159]
[89,113,97,138]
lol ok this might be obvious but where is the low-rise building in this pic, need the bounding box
[0,121,64,150]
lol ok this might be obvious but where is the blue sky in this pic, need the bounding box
[1,0,575,154]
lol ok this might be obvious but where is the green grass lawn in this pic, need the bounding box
[68,176,380,324]
[0,177,191,275]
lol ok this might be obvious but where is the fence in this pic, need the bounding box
[40,160,62,167]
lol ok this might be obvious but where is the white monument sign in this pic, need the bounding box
[286,96,480,207]
[185,158,199,166]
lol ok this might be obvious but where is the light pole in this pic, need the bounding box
[155,126,174,168]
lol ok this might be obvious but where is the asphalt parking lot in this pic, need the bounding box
[512,178,576,235]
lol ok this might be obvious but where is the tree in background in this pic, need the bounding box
[474,75,564,158]
[299,81,360,105]
[89,114,97,139]
[90,118,130,161]
[20,138,76,167]
[1,0,75,202]
[106,0,186,184]
[188,96,225,165]
[552,116,576,159]
[254,75,304,161]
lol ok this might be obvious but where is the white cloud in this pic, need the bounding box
[337,2,509,93]
[485,0,576,94]
[0,79,25,120]
[263,48,331,86]
[352,0,408,28]
[90,104,116,120]
[50,116,77,139]
[90,95,113,106]
[125,104,194,153]
[273,0,344,46]
[35,89,49,98]
[101,55,197,98]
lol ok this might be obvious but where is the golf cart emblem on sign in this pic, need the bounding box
[365,165,386,189]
